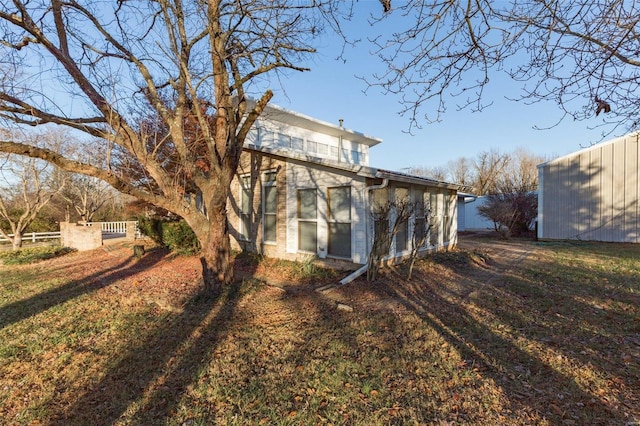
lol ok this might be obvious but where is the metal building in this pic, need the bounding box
[537,132,640,242]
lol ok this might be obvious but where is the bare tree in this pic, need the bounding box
[0,1,345,292]
[367,1,640,135]
[0,132,66,249]
[447,156,473,187]
[60,174,117,223]
[477,148,542,237]
[472,149,510,195]
[407,165,448,182]
[367,192,414,282]
[407,197,430,280]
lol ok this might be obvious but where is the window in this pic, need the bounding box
[291,137,304,151]
[328,186,351,258]
[395,188,409,253]
[247,126,260,146]
[351,150,361,164]
[318,143,329,156]
[330,146,339,159]
[307,140,318,154]
[413,191,429,247]
[297,189,317,252]
[372,187,390,256]
[277,133,290,148]
[239,175,252,240]
[261,130,275,147]
[262,171,277,243]
[430,191,440,246]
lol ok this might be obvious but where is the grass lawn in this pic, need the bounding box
[0,237,638,425]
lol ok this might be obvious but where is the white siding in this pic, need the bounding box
[286,161,368,263]
[251,118,370,166]
[538,133,640,242]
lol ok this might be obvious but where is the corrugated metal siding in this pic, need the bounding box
[539,134,640,242]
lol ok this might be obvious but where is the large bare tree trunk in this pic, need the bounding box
[199,208,234,294]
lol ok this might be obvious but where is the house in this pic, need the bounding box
[227,103,461,270]
[457,193,495,231]
[537,132,640,242]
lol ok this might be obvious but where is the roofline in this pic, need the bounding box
[245,99,383,147]
[537,131,640,168]
[243,144,462,190]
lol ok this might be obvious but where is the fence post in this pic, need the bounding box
[125,221,137,240]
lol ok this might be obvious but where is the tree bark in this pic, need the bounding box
[198,206,234,294]
[12,233,23,250]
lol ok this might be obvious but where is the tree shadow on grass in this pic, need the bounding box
[373,250,636,425]
[0,247,167,330]
[52,282,244,425]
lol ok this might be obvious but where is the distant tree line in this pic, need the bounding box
[409,147,544,237]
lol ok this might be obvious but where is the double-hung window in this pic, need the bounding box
[239,175,252,240]
[297,189,317,252]
[262,171,277,244]
[328,186,351,258]
[413,191,429,248]
[395,188,409,253]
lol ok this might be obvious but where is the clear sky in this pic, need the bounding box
[266,2,618,173]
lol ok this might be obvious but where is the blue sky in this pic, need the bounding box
[266,2,616,172]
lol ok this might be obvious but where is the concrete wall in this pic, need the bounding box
[60,222,103,251]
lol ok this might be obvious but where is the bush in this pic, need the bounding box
[137,216,164,245]
[0,246,76,265]
[477,191,537,238]
[161,220,200,255]
[137,216,200,255]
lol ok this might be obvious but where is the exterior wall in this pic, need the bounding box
[458,196,497,231]
[227,152,460,267]
[60,222,102,251]
[247,118,370,166]
[227,151,288,258]
[285,160,369,264]
[538,133,640,242]
[368,181,457,263]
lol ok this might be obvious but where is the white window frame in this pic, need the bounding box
[262,170,278,244]
[239,174,252,241]
[297,188,318,253]
[327,186,352,259]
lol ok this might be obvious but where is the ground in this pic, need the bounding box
[1,233,638,425]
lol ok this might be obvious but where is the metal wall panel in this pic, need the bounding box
[539,133,640,242]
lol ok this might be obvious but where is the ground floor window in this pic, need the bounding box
[328,186,351,258]
[239,175,251,240]
[413,191,429,247]
[297,188,317,252]
[395,187,409,253]
[262,171,277,243]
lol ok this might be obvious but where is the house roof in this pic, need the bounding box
[249,101,383,147]
[537,131,640,168]
[244,144,461,191]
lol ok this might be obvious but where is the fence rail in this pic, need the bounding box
[86,221,131,234]
[0,221,140,245]
[0,231,61,243]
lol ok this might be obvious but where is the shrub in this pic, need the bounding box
[0,246,76,265]
[137,216,164,245]
[161,220,200,255]
[477,191,537,238]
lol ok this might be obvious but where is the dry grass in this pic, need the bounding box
[0,237,638,425]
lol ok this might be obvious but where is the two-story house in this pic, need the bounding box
[227,103,461,273]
